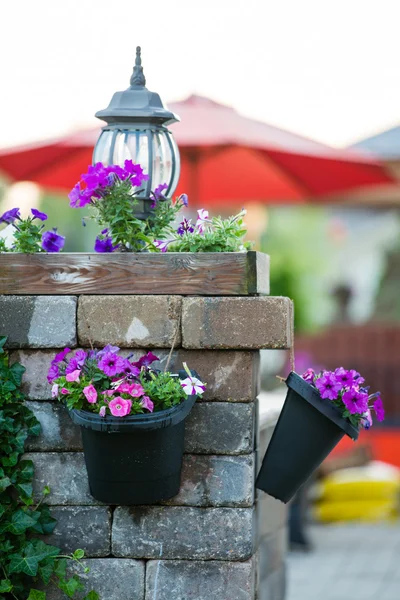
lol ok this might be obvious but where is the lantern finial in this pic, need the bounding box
[130,46,146,87]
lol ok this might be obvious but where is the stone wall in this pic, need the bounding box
[1,294,291,600]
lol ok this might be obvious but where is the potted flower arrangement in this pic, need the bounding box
[48,345,206,504]
[256,368,385,504]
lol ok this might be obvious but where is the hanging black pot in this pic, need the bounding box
[68,376,197,505]
[256,371,359,504]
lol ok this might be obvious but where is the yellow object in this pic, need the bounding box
[319,461,400,501]
[315,499,397,523]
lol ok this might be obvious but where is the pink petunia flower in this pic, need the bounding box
[83,384,98,404]
[99,406,106,417]
[66,369,81,382]
[141,396,154,412]
[102,389,115,397]
[315,372,342,401]
[109,396,132,417]
[61,388,70,395]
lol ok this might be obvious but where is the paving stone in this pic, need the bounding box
[164,454,255,507]
[25,452,99,505]
[112,506,255,560]
[78,295,181,348]
[43,506,111,557]
[26,451,254,508]
[11,350,55,399]
[185,402,256,454]
[26,401,82,450]
[45,559,145,600]
[182,296,293,349]
[145,558,256,600]
[0,296,77,348]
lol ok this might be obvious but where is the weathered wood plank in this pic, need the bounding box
[0,252,269,296]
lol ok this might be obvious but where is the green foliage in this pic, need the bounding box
[91,181,183,252]
[170,210,252,253]
[0,337,99,600]
[139,371,187,410]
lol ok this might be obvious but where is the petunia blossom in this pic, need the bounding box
[74,349,88,367]
[94,234,120,253]
[196,209,209,233]
[361,409,373,430]
[83,384,98,404]
[134,352,159,369]
[53,347,71,364]
[99,406,106,417]
[31,208,48,221]
[109,396,132,417]
[141,396,154,412]
[301,369,315,384]
[315,372,342,401]
[342,387,369,415]
[181,375,206,396]
[373,396,385,422]
[0,207,20,224]
[334,367,355,387]
[178,193,189,207]
[47,363,60,383]
[177,218,194,236]
[98,352,126,377]
[66,369,81,382]
[153,239,173,252]
[61,388,70,395]
[51,384,59,398]
[41,229,65,252]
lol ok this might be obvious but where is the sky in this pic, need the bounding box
[1,0,399,150]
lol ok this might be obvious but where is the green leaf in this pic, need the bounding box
[0,477,11,493]
[58,575,84,598]
[27,590,46,600]
[73,549,85,560]
[8,509,40,534]
[38,558,56,585]
[0,581,12,594]
[18,459,34,481]
[8,553,40,577]
[2,451,19,467]
[53,558,67,579]
[16,482,33,499]
[83,591,100,600]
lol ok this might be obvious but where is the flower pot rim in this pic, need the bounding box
[68,393,197,432]
[286,371,359,440]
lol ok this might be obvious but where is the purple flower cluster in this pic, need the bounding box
[69,160,149,208]
[301,367,384,429]
[94,229,120,253]
[41,229,65,252]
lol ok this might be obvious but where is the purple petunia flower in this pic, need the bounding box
[334,367,355,387]
[41,229,65,252]
[98,352,126,377]
[141,396,154,412]
[361,409,373,430]
[53,347,71,364]
[31,208,48,221]
[153,239,173,253]
[134,351,159,369]
[69,184,93,208]
[122,360,141,377]
[177,218,195,236]
[153,183,168,201]
[315,372,342,400]
[74,349,88,367]
[94,235,120,253]
[123,160,149,187]
[348,369,365,385]
[178,193,189,207]
[342,387,369,415]
[47,362,60,383]
[373,396,385,422]
[65,356,80,375]
[196,209,209,234]
[96,344,120,358]
[0,207,20,224]
[301,368,315,383]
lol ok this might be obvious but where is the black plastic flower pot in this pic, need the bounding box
[256,372,359,504]
[69,393,197,505]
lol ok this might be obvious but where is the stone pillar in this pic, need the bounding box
[1,292,292,600]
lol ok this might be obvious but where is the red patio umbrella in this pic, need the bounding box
[0,95,392,207]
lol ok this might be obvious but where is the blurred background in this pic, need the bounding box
[1,1,400,598]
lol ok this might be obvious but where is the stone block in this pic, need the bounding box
[112,506,255,560]
[43,506,111,557]
[145,558,256,600]
[164,454,255,507]
[257,490,287,538]
[258,561,286,600]
[182,297,293,349]
[258,528,288,579]
[153,349,260,402]
[26,401,82,451]
[45,559,145,600]
[11,350,55,400]
[185,402,256,454]
[77,295,181,348]
[0,296,77,348]
[25,452,98,505]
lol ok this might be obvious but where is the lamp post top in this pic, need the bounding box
[95,46,180,126]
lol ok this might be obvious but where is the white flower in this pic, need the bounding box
[181,376,206,396]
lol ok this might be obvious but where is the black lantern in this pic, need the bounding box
[94,47,180,217]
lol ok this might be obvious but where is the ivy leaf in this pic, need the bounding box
[0,581,12,594]
[38,558,56,585]
[18,459,34,482]
[27,590,46,600]
[0,477,11,493]
[83,592,100,600]
[53,558,67,579]
[2,451,19,467]
[8,553,40,577]
[72,549,85,560]
[16,482,33,500]
[9,362,25,386]
[8,509,40,534]
[58,575,84,598]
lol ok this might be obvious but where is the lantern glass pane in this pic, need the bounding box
[92,130,114,165]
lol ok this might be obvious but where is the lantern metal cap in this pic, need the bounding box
[95,47,180,126]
